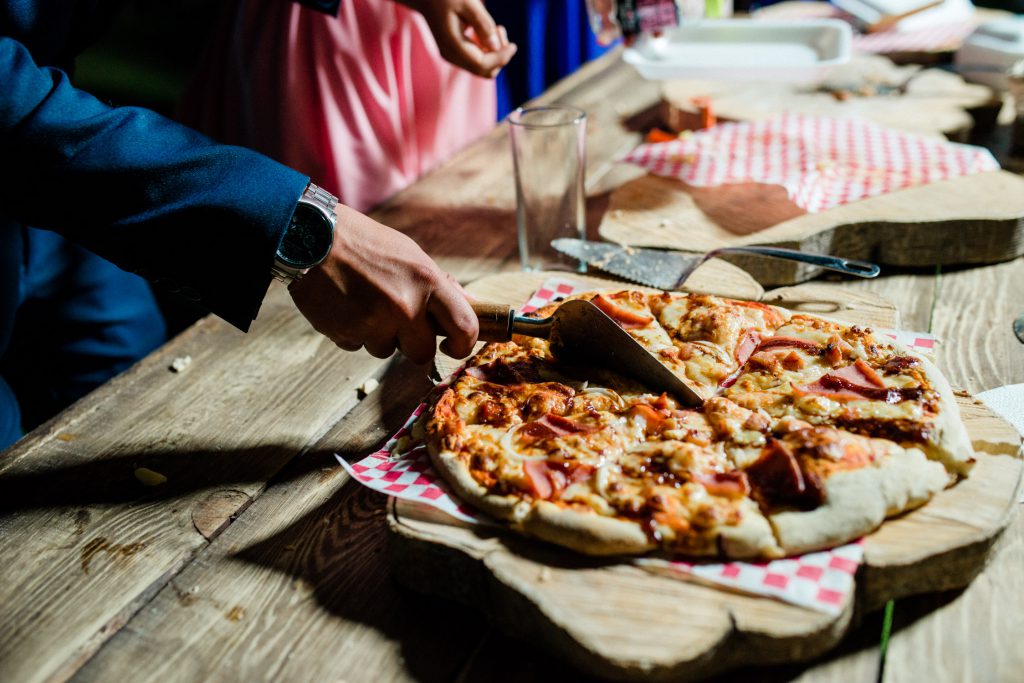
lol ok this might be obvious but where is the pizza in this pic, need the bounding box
[421,290,973,558]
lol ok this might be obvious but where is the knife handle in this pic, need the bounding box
[472,302,515,342]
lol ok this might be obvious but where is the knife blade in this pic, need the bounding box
[552,239,695,290]
[468,300,703,405]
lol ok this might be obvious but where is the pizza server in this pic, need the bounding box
[551,238,879,290]
[466,299,704,406]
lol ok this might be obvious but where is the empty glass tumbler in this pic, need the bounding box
[508,106,587,273]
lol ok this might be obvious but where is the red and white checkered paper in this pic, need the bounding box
[623,113,998,213]
[338,277,938,614]
[753,2,974,54]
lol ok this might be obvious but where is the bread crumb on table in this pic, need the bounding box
[169,356,192,373]
[358,378,380,398]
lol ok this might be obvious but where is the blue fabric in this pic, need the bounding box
[493,0,613,118]
[1,2,311,333]
[0,225,166,445]
[0,0,319,446]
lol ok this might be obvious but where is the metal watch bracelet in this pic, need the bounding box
[271,183,339,285]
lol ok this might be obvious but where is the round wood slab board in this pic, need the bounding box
[596,53,1024,287]
[390,271,1023,681]
[597,170,1024,286]
[661,55,995,141]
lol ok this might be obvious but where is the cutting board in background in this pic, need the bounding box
[390,270,1023,682]
[597,169,1024,286]
[753,2,1015,64]
[598,54,1024,286]
[660,55,996,142]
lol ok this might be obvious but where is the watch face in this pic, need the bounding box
[278,202,335,268]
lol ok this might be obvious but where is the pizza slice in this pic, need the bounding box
[528,291,789,399]
[426,342,782,558]
[743,417,948,555]
[723,314,974,476]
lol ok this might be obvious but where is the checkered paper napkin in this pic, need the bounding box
[623,113,998,214]
[338,278,938,614]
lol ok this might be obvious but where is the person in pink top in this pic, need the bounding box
[182,0,516,212]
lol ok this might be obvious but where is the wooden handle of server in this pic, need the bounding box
[471,301,515,342]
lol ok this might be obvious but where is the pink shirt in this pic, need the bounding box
[181,0,497,212]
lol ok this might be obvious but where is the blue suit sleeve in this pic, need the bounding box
[0,36,310,331]
[296,0,341,13]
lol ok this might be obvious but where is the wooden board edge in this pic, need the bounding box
[387,499,852,682]
[858,444,1024,614]
[597,172,1024,286]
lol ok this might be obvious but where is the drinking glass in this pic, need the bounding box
[508,106,587,273]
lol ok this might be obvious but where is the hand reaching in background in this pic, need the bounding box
[398,0,517,78]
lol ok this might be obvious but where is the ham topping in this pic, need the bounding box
[516,413,596,446]
[629,404,672,435]
[523,460,594,500]
[465,359,543,385]
[794,363,922,403]
[745,439,824,510]
[754,336,823,355]
[733,329,762,368]
[591,294,655,329]
[695,470,750,498]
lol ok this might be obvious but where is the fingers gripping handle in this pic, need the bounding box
[472,302,515,342]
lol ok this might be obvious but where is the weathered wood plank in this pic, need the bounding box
[930,257,1024,393]
[843,270,938,334]
[72,360,486,683]
[0,288,390,683]
[882,504,1024,683]
[880,257,1024,683]
[453,597,885,683]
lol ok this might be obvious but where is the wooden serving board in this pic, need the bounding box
[597,170,1024,286]
[389,271,1023,682]
[661,55,996,142]
[596,53,1024,286]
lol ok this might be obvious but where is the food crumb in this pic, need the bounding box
[169,356,192,373]
[537,567,552,582]
[358,378,380,398]
[134,467,167,487]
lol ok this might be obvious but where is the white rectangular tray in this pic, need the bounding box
[623,19,852,82]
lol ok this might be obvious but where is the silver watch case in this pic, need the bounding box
[273,183,339,285]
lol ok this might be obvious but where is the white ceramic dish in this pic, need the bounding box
[955,18,1024,91]
[622,19,852,82]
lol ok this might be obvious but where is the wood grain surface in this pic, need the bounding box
[393,275,1022,681]
[0,45,1020,683]
[661,55,996,141]
[597,171,1024,285]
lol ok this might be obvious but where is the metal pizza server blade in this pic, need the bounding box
[546,300,704,406]
[552,238,695,290]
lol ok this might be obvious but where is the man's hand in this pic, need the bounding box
[289,204,479,364]
[398,0,517,78]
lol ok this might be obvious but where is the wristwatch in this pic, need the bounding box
[272,182,338,285]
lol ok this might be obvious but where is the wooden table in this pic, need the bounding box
[2,49,1022,683]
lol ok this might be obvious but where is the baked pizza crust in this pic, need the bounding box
[915,354,974,476]
[769,446,948,555]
